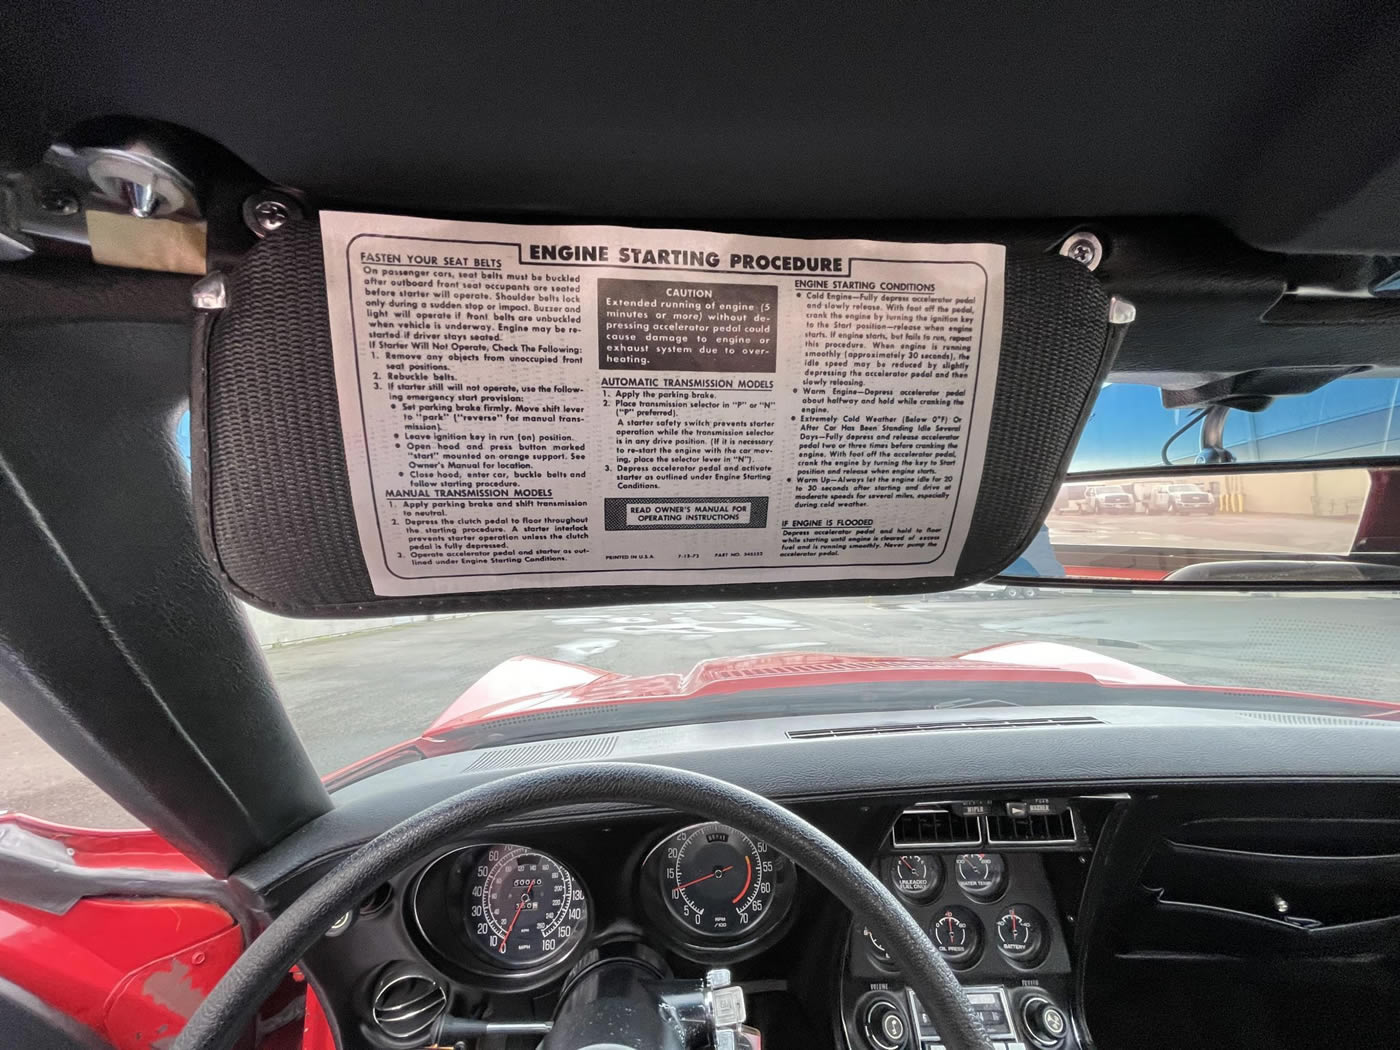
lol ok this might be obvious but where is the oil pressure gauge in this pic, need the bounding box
[928,905,982,968]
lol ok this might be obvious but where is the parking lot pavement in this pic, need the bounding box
[2,589,1397,828]
[1045,510,1357,553]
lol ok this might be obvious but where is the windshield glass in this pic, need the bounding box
[5,396,1398,829]
[1070,375,1400,471]
[9,585,1393,827]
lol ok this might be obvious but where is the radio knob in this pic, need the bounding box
[1020,996,1068,1046]
[860,995,909,1050]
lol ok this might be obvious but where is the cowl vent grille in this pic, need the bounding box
[371,970,447,1042]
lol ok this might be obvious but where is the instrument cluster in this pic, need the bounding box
[408,820,798,986]
[864,851,1052,972]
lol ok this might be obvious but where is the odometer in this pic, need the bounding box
[658,822,789,939]
[464,845,588,969]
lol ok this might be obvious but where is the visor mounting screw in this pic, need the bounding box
[243,190,305,237]
[121,178,160,219]
[1274,895,1290,915]
[38,189,80,215]
[1059,231,1104,271]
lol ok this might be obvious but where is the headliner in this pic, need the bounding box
[5,1,1400,255]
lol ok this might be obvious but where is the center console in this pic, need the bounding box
[839,800,1085,1050]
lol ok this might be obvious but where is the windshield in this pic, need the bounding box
[5,399,1398,829]
[9,583,1393,829]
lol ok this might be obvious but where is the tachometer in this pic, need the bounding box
[464,845,588,968]
[657,821,791,939]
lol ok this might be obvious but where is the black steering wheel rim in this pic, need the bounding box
[171,762,992,1050]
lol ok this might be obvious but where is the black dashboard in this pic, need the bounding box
[241,706,1400,1050]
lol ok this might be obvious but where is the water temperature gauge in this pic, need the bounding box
[994,904,1047,965]
[954,852,1007,902]
[928,905,982,968]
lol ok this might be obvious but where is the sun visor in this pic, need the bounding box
[192,214,1128,615]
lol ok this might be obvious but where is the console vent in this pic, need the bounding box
[371,969,447,1042]
[987,809,1077,845]
[892,808,982,848]
[787,715,1102,740]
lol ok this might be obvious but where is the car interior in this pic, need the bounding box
[3,5,1400,1050]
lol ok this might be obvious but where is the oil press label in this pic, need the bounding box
[320,212,1005,595]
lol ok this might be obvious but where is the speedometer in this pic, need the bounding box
[656,822,792,939]
[464,845,588,968]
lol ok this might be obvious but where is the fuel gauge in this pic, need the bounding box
[883,854,942,902]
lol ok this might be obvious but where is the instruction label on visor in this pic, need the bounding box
[320,212,1005,595]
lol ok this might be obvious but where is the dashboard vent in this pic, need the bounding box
[371,969,447,1043]
[987,809,1077,845]
[892,807,982,847]
[463,734,617,771]
[787,715,1101,740]
[1236,711,1390,728]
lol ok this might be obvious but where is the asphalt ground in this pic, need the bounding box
[1044,509,1357,554]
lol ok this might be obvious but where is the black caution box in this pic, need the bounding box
[597,279,778,372]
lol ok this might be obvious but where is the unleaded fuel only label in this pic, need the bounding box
[320,213,1005,596]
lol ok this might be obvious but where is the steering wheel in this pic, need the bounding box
[172,763,992,1050]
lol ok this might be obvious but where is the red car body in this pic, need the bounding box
[3,642,1397,1048]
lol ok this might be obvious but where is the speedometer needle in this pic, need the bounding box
[675,865,733,892]
[498,879,535,954]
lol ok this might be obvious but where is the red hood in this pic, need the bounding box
[323,642,1400,789]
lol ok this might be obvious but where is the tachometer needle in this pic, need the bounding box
[730,856,754,905]
[675,865,733,892]
[498,879,535,954]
